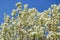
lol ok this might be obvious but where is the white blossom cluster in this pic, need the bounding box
[0,2,60,40]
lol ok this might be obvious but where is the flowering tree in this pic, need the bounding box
[0,2,60,40]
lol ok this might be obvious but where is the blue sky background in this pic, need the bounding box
[0,0,60,24]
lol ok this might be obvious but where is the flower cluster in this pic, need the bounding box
[0,2,60,40]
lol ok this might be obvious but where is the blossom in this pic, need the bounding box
[0,2,60,40]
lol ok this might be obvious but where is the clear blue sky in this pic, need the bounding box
[0,0,60,24]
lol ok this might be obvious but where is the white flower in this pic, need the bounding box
[40,27,45,30]
[24,4,28,8]
[30,32,38,36]
[12,21,16,25]
[56,33,60,35]
[16,2,21,6]
[57,26,60,30]
[11,9,16,16]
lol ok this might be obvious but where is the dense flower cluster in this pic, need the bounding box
[0,2,60,40]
